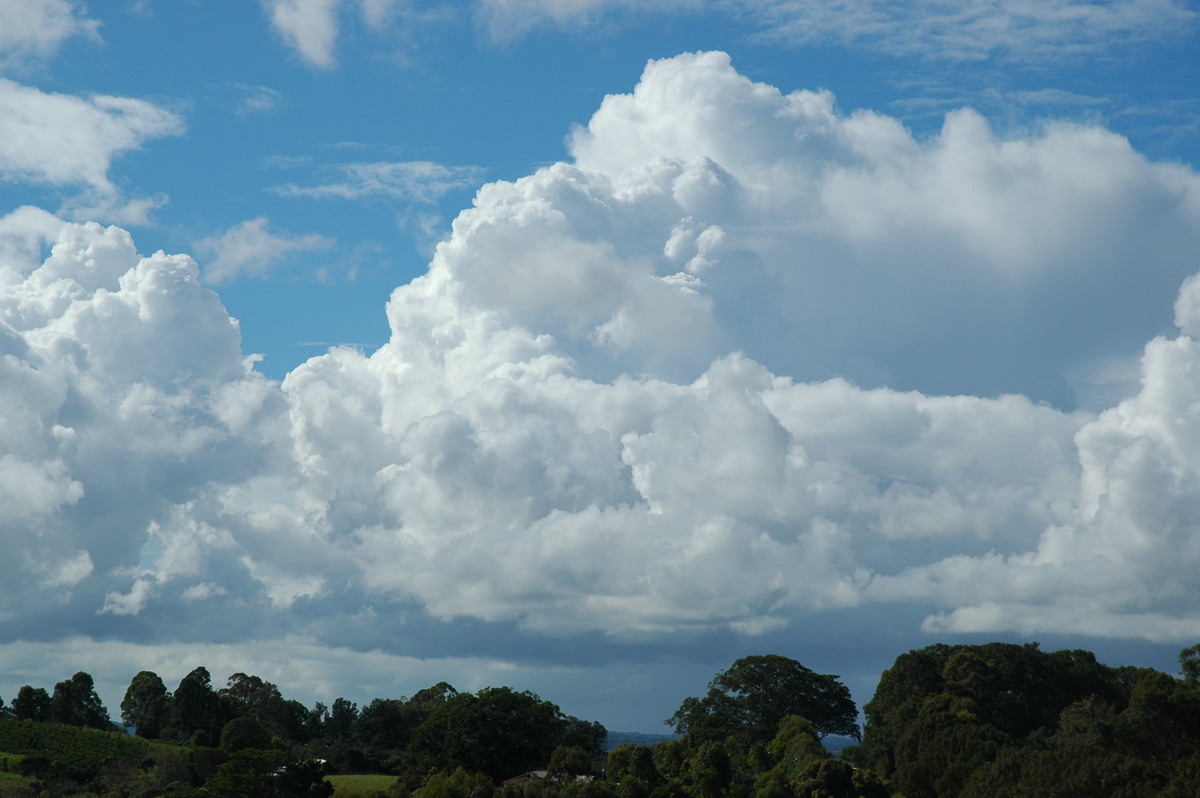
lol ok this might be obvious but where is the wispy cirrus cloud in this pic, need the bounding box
[272,160,485,202]
[474,0,1197,61]
[196,216,334,284]
[231,83,286,117]
[733,0,1198,61]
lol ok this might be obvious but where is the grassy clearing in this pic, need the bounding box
[327,773,402,796]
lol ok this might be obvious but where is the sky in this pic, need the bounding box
[2,0,1200,736]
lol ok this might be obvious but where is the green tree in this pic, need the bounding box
[407,686,603,782]
[416,767,495,798]
[606,744,661,798]
[121,670,171,738]
[549,745,595,783]
[326,697,358,740]
[669,655,859,745]
[11,685,51,721]
[1179,643,1200,685]
[172,666,224,745]
[220,671,303,739]
[50,671,111,729]
[221,715,273,753]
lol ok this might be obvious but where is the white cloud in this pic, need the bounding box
[476,0,695,39]
[6,53,1200,661]
[0,211,284,625]
[734,0,1198,60]
[263,0,424,68]
[474,0,1197,60]
[0,79,183,223]
[273,161,485,202]
[0,0,100,72]
[196,217,334,284]
[232,83,285,117]
[264,0,344,68]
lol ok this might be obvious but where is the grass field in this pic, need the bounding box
[327,773,402,796]
[0,772,34,797]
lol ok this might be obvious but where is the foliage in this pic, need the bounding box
[669,655,859,745]
[0,717,159,782]
[10,644,1200,797]
[171,666,226,746]
[862,641,1200,798]
[49,672,111,730]
[415,767,496,798]
[406,687,602,782]
[9,688,49,723]
[122,669,171,738]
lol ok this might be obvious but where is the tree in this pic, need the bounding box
[1179,644,1200,685]
[121,670,171,738]
[220,671,299,738]
[11,685,51,721]
[407,686,603,782]
[669,655,860,744]
[221,715,273,753]
[172,666,224,744]
[606,744,661,798]
[326,697,358,741]
[50,671,111,729]
[548,745,594,783]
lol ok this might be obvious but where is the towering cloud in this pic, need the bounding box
[3,53,1200,658]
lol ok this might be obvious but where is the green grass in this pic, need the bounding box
[0,771,35,797]
[327,772,401,796]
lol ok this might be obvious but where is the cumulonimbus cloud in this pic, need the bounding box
[3,53,1200,652]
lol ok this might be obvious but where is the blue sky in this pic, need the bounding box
[2,0,1200,735]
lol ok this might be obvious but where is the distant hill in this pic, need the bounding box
[821,735,857,756]
[606,731,679,751]
[0,718,168,781]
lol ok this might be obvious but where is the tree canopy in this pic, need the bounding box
[669,654,860,744]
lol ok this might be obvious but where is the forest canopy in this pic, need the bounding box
[4,643,1200,796]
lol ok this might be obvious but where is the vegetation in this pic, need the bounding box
[5,644,1200,796]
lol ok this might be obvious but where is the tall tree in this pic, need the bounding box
[121,670,171,738]
[50,672,110,729]
[11,685,51,721]
[669,655,860,744]
[406,686,604,781]
[172,666,224,745]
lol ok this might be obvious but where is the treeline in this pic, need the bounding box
[1,668,605,796]
[5,643,1200,796]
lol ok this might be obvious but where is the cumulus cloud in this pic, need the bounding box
[196,217,334,284]
[0,210,284,635]
[0,79,183,223]
[6,52,1200,660]
[273,161,485,202]
[0,0,100,72]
